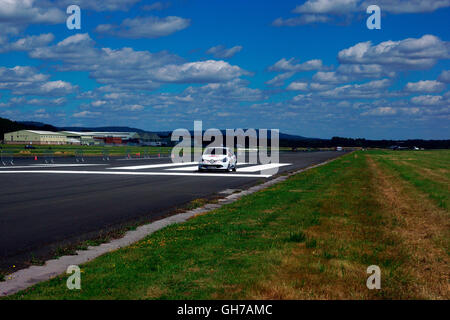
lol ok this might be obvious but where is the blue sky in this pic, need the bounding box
[0,0,449,139]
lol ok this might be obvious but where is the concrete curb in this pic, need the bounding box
[0,157,337,296]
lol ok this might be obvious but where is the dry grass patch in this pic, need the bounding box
[367,156,449,299]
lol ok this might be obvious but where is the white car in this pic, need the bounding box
[198,147,237,172]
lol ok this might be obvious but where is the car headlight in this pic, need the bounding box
[222,158,227,163]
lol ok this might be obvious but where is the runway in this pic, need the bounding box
[0,151,345,270]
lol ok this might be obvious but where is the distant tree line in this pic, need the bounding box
[280,136,450,149]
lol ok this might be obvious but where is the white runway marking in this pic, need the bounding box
[108,162,197,170]
[167,163,256,171]
[0,170,272,178]
[167,166,199,171]
[116,157,171,161]
[0,164,106,169]
[237,163,291,172]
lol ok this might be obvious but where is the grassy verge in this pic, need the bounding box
[4,150,448,299]
[0,144,173,157]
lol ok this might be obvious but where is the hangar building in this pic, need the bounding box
[4,130,67,145]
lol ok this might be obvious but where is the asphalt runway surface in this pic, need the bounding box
[0,151,346,270]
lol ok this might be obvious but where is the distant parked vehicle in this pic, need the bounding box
[336,146,343,151]
[25,145,36,149]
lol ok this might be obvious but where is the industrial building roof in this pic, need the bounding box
[21,130,65,135]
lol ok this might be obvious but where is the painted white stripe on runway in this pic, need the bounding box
[167,163,252,171]
[116,157,171,161]
[0,164,106,169]
[237,163,291,172]
[167,166,199,171]
[0,170,272,178]
[108,162,197,170]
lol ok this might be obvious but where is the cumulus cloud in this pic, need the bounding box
[206,45,243,59]
[411,95,446,106]
[404,80,446,93]
[265,72,295,87]
[272,14,330,26]
[141,2,171,11]
[29,34,247,91]
[273,0,450,26]
[287,81,332,91]
[152,60,248,83]
[0,33,54,53]
[0,0,65,34]
[318,79,392,99]
[55,0,141,11]
[269,58,325,72]
[95,16,190,38]
[0,66,76,97]
[73,110,101,118]
[267,58,328,87]
[438,70,450,83]
[338,35,450,70]
[287,81,309,91]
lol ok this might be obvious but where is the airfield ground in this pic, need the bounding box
[1,149,448,299]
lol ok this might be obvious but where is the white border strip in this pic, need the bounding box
[108,162,197,170]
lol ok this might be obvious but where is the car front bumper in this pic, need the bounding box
[198,162,229,170]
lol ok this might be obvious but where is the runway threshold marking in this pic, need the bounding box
[0,170,272,178]
[108,162,197,170]
[166,163,255,172]
[167,166,199,171]
[238,163,292,172]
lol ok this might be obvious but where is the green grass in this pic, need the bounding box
[4,150,448,300]
[0,144,173,157]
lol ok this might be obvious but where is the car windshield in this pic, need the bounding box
[204,148,228,155]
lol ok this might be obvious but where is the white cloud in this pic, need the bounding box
[39,80,77,95]
[361,107,397,116]
[273,0,450,26]
[438,70,450,83]
[56,0,141,11]
[0,0,65,34]
[141,2,171,11]
[269,58,325,72]
[0,33,54,53]
[153,60,248,83]
[265,72,295,87]
[318,79,392,99]
[287,81,309,91]
[96,16,190,38]
[404,80,446,93]
[272,14,330,26]
[73,111,101,118]
[294,0,359,15]
[411,95,445,106]
[207,45,243,59]
[338,35,450,70]
[362,0,450,14]
[312,71,350,84]
[0,66,77,97]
